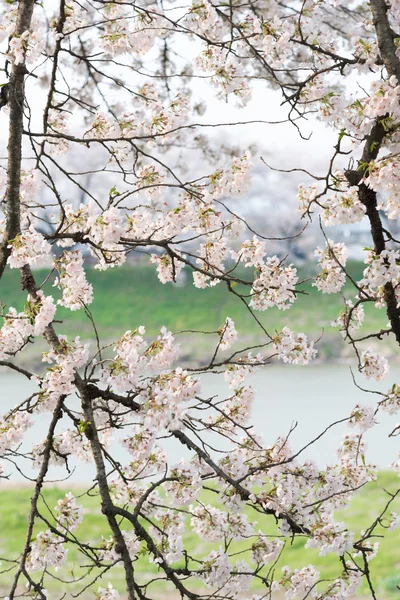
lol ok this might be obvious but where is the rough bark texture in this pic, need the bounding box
[79,383,138,600]
[345,0,400,344]
[8,396,65,600]
[0,0,36,278]
[370,0,400,82]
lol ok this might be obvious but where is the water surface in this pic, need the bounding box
[1,365,398,483]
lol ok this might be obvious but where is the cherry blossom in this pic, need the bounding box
[8,226,52,269]
[27,531,67,572]
[32,292,57,336]
[7,31,30,65]
[250,257,298,310]
[314,240,348,294]
[218,317,238,350]
[232,236,266,267]
[164,460,202,505]
[2,1,400,598]
[360,249,400,296]
[0,410,31,453]
[99,531,140,563]
[55,493,83,532]
[97,583,120,600]
[331,300,365,338]
[380,384,400,415]
[151,253,184,284]
[348,404,376,432]
[388,512,399,531]
[322,179,366,226]
[360,349,389,380]
[281,564,320,599]
[0,307,34,359]
[251,534,283,565]
[200,547,231,588]
[54,251,93,310]
[272,328,317,365]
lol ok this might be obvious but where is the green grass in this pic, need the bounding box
[0,261,392,365]
[0,472,399,598]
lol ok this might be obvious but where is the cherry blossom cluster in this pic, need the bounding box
[250,257,298,310]
[54,250,93,310]
[0,0,45,67]
[47,110,70,155]
[32,427,92,468]
[348,404,376,432]
[0,4,17,46]
[379,384,400,415]
[331,300,365,338]
[99,2,168,58]
[359,249,400,307]
[0,410,31,454]
[0,292,56,359]
[196,48,252,107]
[55,493,83,532]
[314,240,348,294]
[97,583,120,600]
[218,317,238,350]
[100,326,181,393]
[38,336,90,410]
[278,564,320,600]
[0,306,36,359]
[321,180,366,227]
[232,236,267,267]
[2,0,400,598]
[150,253,184,284]
[224,358,257,389]
[272,327,317,365]
[8,226,51,269]
[27,531,67,572]
[360,349,389,380]
[99,531,140,564]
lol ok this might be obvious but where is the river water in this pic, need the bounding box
[1,365,398,483]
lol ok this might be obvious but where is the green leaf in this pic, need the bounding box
[109,185,120,198]
[78,420,91,434]
[356,160,370,173]
[370,140,379,152]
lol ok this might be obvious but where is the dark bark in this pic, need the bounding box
[370,0,400,82]
[8,396,65,599]
[0,0,36,278]
[344,1,400,344]
[78,383,138,600]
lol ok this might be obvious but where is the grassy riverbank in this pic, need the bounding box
[0,472,399,598]
[0,261,394,366]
